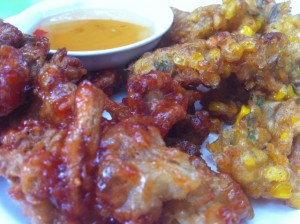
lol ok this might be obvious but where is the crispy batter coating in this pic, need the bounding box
[0,80,105,223]
[34,49,87,124]
[0,21,49,116]
[263,1,300,95]
[0,20,23,47]
[127,71,188,136]
[97,119,253,224]
[0,45,29,116]
[165,0,274,45]
[207,96,300,208]
[130,31,288,93]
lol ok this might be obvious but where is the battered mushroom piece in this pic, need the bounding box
[207,96,300,208]
[0,20,23,47]
[34,48,87,124]
[0,22,50,117]
[20,34,50,77]
[129,31,288,93]
[0,80,105,224]
[0,45,30,116]
[166,0,274,45]
[127,71,188,136]
[96,119,253,224]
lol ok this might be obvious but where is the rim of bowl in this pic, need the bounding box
[5,0,174,56]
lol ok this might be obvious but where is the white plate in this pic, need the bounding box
[4,0,173,71]
[1,0,300,223]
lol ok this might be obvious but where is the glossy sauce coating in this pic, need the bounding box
[37,19,151,51]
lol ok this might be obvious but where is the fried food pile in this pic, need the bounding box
[128,0,300,212]
[0,0,300,223]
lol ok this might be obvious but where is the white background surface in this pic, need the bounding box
[1,0,300,223]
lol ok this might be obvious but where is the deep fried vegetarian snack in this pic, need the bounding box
[129,31,288,93]
[207,96,300,208]
[97,119,253,223]
[0,21,49,116]
[0,45,30,116]
[0,19,23,47]
[0,80,105,224]
[127,71,188,136]
[263,1,300,95]
[34,48,87,124]
[166,0,274,45]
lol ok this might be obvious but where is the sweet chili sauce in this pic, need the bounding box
[33,19,151,51]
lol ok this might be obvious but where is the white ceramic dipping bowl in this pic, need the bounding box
[5,0,174,71]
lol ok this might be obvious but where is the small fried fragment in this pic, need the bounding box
[127,71,188,136]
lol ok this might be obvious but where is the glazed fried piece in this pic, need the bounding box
[0,80,105,224]
[0,45,30,116]
[126,71,188,136]
[263,1,300,95]
[20,34,50,77]
[207,96,300,208]
[0,21,49,116]
[166,0,274,45]
[97,119,253,224]
[0,20,23,47]
[130,31,287,93]
[34,48,87,124]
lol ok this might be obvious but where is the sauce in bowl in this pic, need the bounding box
[35,19,151,51]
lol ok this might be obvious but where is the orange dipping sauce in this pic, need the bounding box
[34,19,151,51]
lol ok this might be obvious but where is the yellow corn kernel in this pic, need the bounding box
[280,131,289,141]
[173,54,187,67]
[253,16,264,31]
[269,182,292,199]
[243,154,256,168]
[241,40,257,52]
[240,26,254,36]
[264,166,288,182]
[272,86,287,101]
[224,1,238,19]
[287,85,296,98]
[291,116,300,125]
[235,105,250,124]
[191,52,205,62]
[190,52,205,69]
[208,48,221,61]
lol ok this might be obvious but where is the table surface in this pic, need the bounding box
[0,0,41,18]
